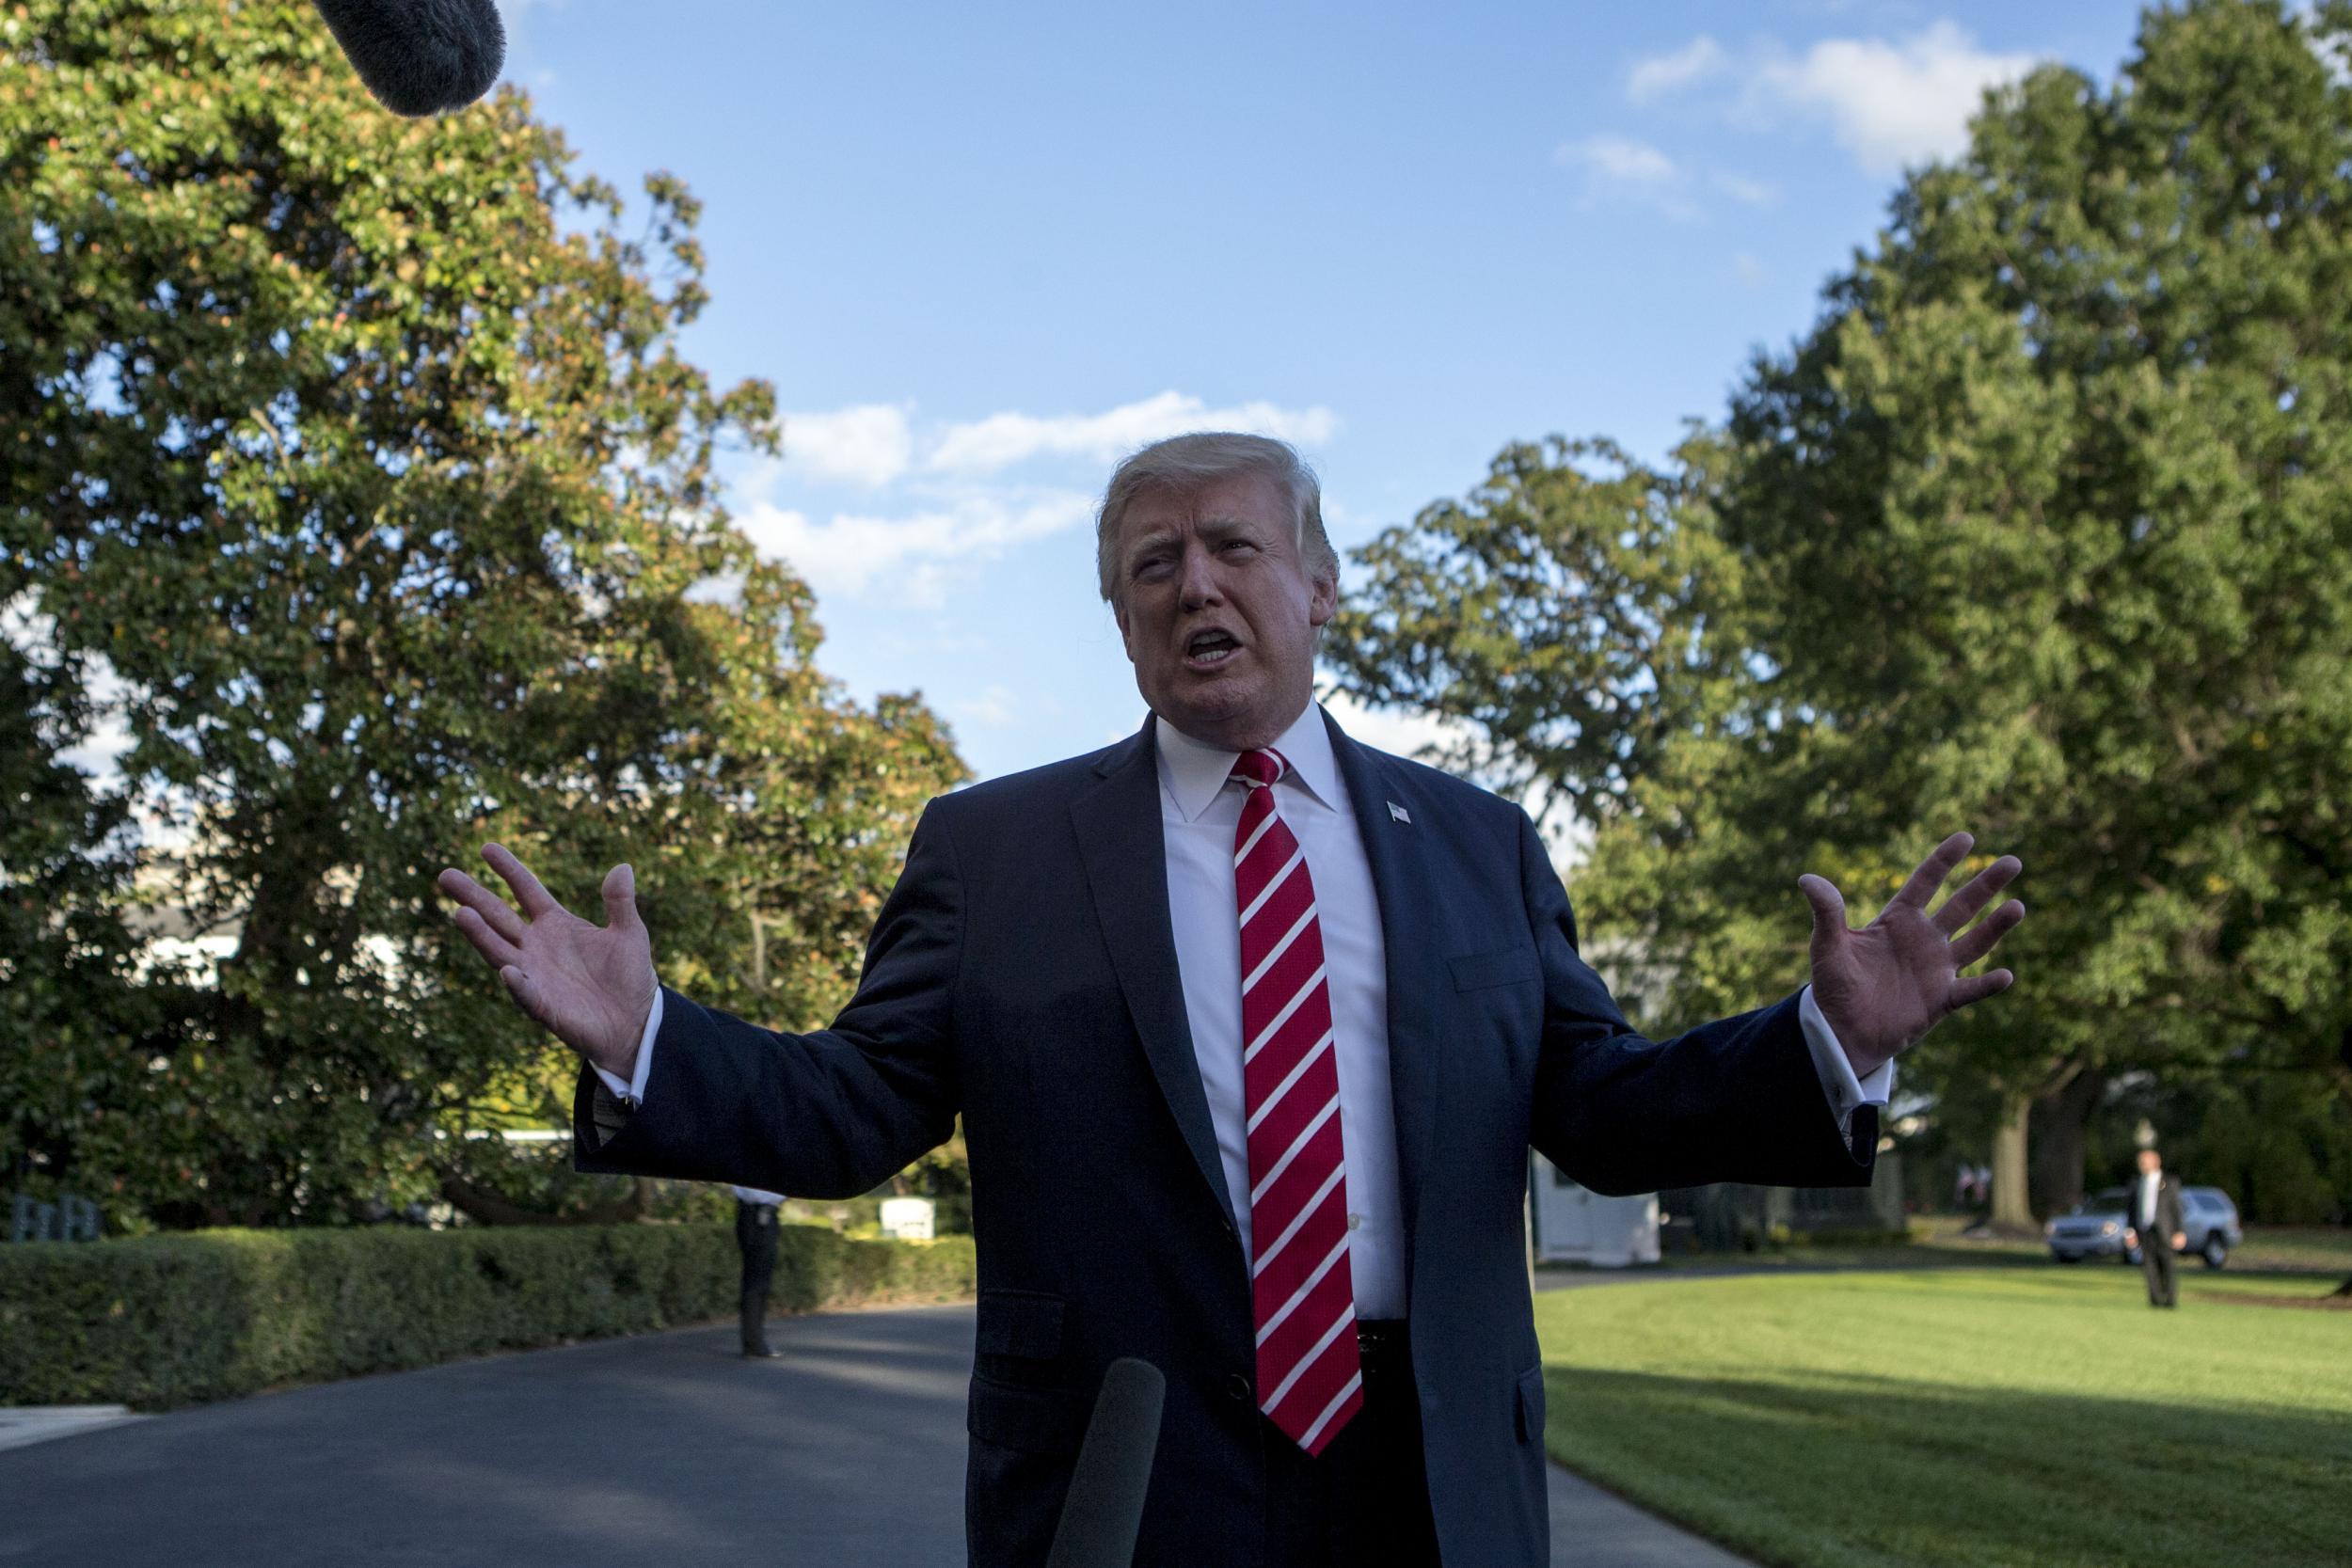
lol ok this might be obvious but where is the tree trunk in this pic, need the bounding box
[2031,1066,2104,1217]
[1989,1090,2037,1234]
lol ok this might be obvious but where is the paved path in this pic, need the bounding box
[0,1305,1747,1566]
[0,1405,143,1453]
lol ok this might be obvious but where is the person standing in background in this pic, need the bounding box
[730,1184,785,1356]
[2122,1148,2186,1309]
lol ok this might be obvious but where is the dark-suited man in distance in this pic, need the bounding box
[730,1183,785,1356]
[2122,1146,2187,1308]
[438,433,2026,1567]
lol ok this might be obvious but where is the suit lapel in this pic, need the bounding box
[1322,706,1441,1257]
[1070,718,1239,1233]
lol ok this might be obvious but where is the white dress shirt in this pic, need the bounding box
[600,699,1893,1312]
[1154,701,1411,1315]
[2138,1170,2161,1228]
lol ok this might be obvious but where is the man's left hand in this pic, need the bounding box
[1800,832,2025,1078]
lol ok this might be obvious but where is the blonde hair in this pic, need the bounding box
[1094,433,1339,605]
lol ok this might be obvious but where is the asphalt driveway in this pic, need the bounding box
[0,1304,1744,1565]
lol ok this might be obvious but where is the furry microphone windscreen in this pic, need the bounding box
[310,0,507,117]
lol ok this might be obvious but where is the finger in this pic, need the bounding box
[1947,968,2014,1009]
[1888,832,1974,913]
[451,906,525,971]
[1949,899,2026,970]
[482,843,560,920]
[437,867,529,944]
[500,963,548,1024]
[1798,874,1849,956]
[600,863,643,933]
[1931,855,2022,937]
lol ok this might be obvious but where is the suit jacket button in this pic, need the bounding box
[1224,1372,1252,1403]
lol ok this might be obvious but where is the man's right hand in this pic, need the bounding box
[437,845,657,1083]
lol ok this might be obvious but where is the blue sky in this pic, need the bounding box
[492,0,2157,782]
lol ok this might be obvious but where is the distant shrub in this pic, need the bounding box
[0,1223,974,1409]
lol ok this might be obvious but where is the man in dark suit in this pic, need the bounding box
[2122,1147,2186,1308]
[437,433,2025,1567]
[730,1184,785,1356]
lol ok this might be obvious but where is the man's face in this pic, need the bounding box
[2137,1148,2161,1174]
[1112,470,1336,752]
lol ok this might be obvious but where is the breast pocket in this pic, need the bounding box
[1449,945,1540,992]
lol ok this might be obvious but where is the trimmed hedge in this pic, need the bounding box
[0,1222,975,1410]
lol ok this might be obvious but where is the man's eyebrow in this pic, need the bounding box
[1124,513,1272,566]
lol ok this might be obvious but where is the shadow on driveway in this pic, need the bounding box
[1,1303,1750,1566]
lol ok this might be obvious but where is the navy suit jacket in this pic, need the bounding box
[575,707,1874,1566]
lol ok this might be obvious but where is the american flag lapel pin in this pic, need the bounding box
[1387,800,1410,824]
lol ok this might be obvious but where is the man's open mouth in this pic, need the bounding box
[1184,628,1241,670]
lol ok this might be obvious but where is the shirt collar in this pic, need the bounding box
[1154,699,1341,823]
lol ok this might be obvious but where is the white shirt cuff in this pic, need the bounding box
[1798,984,1892,1139]
[592,989,663,1106]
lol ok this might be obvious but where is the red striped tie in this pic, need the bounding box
[1232,747,1361,1455]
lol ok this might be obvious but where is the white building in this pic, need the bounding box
[1527,1153,1661,1267]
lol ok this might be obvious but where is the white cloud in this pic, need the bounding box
[1626,23,2043,178]
[1556,134,1679,186]
[735,489,1096,600]
[1711,170,1778,206]
[781,403,914,487]
[1629,37,1728,103]
[729,390,1345,610]
[925,390,1339,475]
[1554,135,1698,220]
[1755,23,2042,174]
[1555,135,1775,222]
[1732,251,1766,286]
[957,685,1021,728]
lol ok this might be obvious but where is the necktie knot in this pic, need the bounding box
[1232,749,1287,790]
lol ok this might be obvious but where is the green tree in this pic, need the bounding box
[1334,0,2352,1235]
[0,632,185,1212]
[2,0,961,1226]
[1718,0,2352,1227]
[1327,435,1749,836]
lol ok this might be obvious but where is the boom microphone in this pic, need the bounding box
[310,0,506,117]
[1044,1357,1167,1568]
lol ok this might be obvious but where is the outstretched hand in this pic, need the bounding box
[437,845,657,1081]
[1799,832,2024,1078]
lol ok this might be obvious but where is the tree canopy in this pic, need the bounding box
[2,0,961,1226]
[1332,0,2352,1225]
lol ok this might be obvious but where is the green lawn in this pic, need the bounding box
[1534,1265,2352,1568]
[2227,1226,2352,1275]
[1626,1219,2352,1276]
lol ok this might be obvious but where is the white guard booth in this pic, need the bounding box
[878,1196,936,1241]
[1528,1153,1660,1267]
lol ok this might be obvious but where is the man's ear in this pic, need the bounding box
[1308,573,1339,628]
